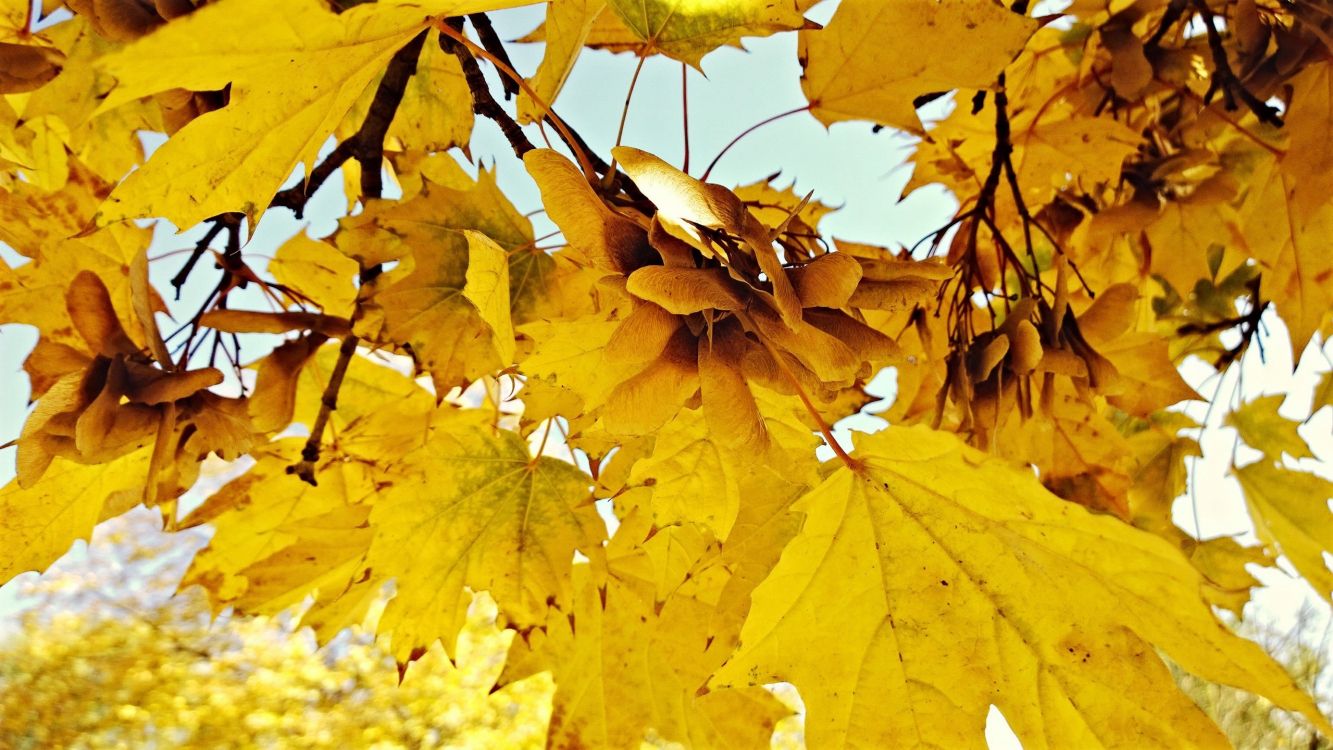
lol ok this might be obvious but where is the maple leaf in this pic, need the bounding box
[0,449,151,584]
[713,426,1331,747]
[1227,394,1314,463]
[499,564,791,749]
[340,28,474,154]
[626,389,817,539]
[605,0,811,67]
[6,1,1333,746]
[266,233,359,320]
[516,0,604,124]
[91,0,530,229]
[1281,61,1333,224]
[1235,461,1333,604]
[339,161,548,322]
[498,456,813,749]
[1240,158,1333,355]
[368,413,607,662]
[800,0,1037,132]
[362,238,506,397]
[180,440,380,605]
[515,1,642,55]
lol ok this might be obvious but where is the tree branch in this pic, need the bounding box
[271,32,426,482]
[437,17,534,158]
[1192,0,1284,127]
[467,13,520,100]
[354,30,428,200]
[289,331,359,486]
[169,215,233,300]
[271,30,428,215]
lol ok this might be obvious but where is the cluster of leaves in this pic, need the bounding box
[0,512,1322,750]
[1,0,1332,746]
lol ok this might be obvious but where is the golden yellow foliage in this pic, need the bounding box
[3,0,1333,747]
[0,513,555,750]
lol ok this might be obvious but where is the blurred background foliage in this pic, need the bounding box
[0,508,556,750]
[0,505,1325,749]
[1174,610,1333,750]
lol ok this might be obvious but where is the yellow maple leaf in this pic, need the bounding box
[518,312,637,419]
[231,504,375,627]
[1240,158,1333,355]
[463,229,516,367]
[266,233,359,319]
[368,416,606,662]
[498,561,791,749]
[1235,461,1333,604]
[1095,332,1199,416]
[1227,394,1314,462]
[800,0,1036,132]
[629,407,744,538]
[1143,178,1245,298]
[713,426,1331,747]
[339,162,550,323]
[0,448,150,585]
[1280,60,1333,224]
[291,346,438,460]
[1125,412,1201,529]
[91,0,528,230]
[605,0,809,67]
[340,28,473,153]
[362,241,504,397]
[181,440,380,604]
[516,0,605,124]
[516,1,641,55]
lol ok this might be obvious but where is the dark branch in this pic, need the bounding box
[467,13,520,100]
[1192,0,1284,127]
[354,30,428,200]
[438,17,534,158]
[289,331,359,486]
[271,30,428,214]
[270,32,427,481]
[1145,0,1187,50]
[169,215,233,299]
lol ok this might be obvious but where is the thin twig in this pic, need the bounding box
[435,18,600,182]
[680,62,691,174]
[270,139,356,218]
[290,332,359,486]
[169,216,232,299]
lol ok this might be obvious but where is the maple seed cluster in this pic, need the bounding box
[530,146,914,452]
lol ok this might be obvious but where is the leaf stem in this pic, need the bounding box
[529,418,555,468]
[604,53,649,186]
[680,63,691,174]
[700,104,809,181]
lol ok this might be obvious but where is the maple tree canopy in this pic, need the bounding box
[1,0,1332,746]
